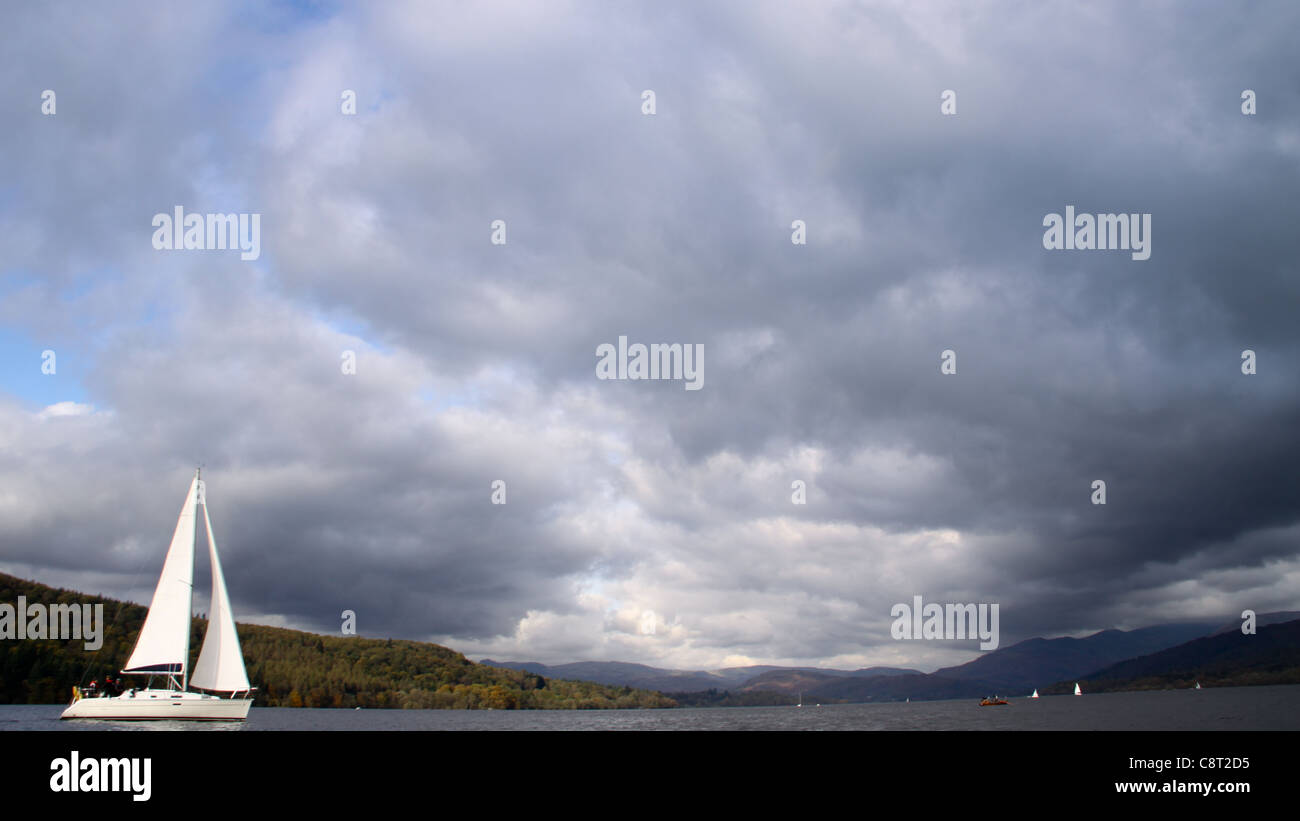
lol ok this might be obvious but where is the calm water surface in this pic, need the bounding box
[4,684,1298,731]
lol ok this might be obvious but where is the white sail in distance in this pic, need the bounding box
[190,493,251,693]
[123,475,199,676]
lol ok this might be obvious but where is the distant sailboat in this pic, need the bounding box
[1030,689,1039,698]
[796,691,803,708]
[62,471,253,720]
[1195,682,1201,690]
[1074,683,1082,696]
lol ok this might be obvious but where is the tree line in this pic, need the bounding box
[0,573,675,709]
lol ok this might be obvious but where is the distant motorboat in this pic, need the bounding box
[979,696,1009,706]
[1030,689,1039,698]
[1074,683,1082,696]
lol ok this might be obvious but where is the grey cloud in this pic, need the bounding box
[1,1,1297,668]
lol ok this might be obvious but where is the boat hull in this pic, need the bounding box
[61,690,251,721]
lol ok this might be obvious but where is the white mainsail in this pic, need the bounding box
[190,495,251,692]
[122,475,199,677]
[1074,683,1082,695]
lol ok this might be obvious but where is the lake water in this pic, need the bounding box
[4,684,1298,730]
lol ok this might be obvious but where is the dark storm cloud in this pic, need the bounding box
[1,1,1297,669]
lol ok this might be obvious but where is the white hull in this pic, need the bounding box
[61,689,251,721]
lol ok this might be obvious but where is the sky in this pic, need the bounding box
[1,0,1297,673]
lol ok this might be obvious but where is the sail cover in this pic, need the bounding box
[123,476,198,675]
[190,496,251,692]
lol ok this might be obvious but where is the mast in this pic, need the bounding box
[182,467,200,691]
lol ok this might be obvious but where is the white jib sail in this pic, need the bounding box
[123,475,199,676]
[190,493,250,692]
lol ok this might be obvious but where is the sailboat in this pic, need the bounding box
[62,471,253,720]
[1030,689,1039,698]
[1073,683,1082,696]
[1195,682,1201,690]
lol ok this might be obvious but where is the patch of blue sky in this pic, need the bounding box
[66,265,170,344]
[309,307,393,355]
[0,183,19,212]
[0,327,90,408]
[223,0,342,38]
[0,269,41,299]
[262,0,341,29]
[366,88,398,115]
[420,387,479,415]
[60,265,120,302]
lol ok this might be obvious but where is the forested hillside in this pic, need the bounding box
[0,573,675,709]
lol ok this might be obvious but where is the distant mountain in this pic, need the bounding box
[1056,618,1300,693]
[781,622,1219,703]
[737,666,918,694]
[487,623,1220,702]
[480,660,742,692]
[485,619,1265,703]
[480,659,919,693]
[931,622,1218,691]
[1209,611,1300,636]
